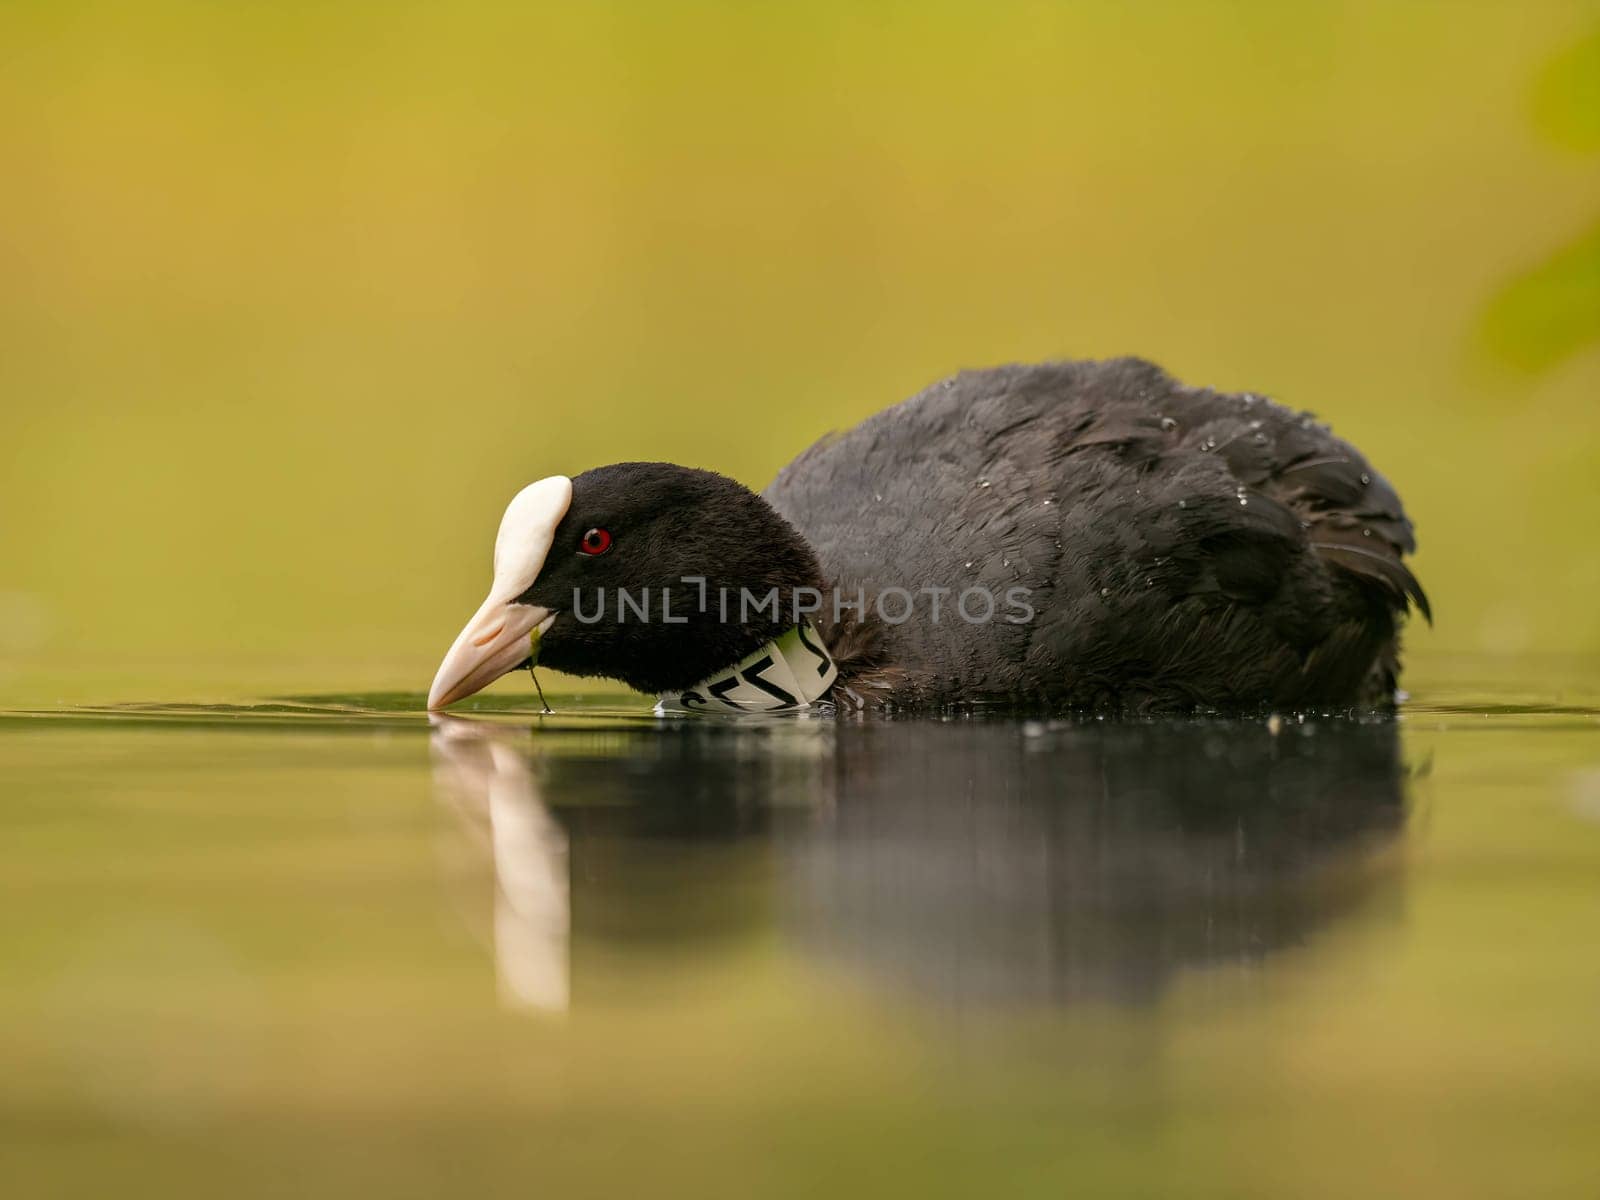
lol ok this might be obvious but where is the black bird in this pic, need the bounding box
[428,357,1428,713]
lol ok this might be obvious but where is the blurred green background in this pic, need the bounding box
[2,0,1597,704]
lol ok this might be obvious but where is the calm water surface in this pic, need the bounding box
[2,662,1598,1198]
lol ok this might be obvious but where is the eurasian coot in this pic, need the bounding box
[428,358,1428,713]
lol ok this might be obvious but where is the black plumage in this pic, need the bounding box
[766,357,1426,710]
[524,463,825,693]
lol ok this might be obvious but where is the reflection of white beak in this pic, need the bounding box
[430,714,570,1014]
[486,740,569,1013]
[428,475,572,710]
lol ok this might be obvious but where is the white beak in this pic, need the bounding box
[427,475,572,710]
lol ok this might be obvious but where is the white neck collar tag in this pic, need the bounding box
[656,623,838,715]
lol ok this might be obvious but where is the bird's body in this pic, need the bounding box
[766,358,1426,710]
[428,357,1427,714]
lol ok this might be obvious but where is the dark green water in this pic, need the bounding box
[3,664,1598,1198]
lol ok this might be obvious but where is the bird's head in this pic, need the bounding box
[427,462,824,707]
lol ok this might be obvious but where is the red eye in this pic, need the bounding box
[578,527,612,556]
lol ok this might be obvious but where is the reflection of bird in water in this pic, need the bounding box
[429,713,1407,1014]
[785,719,1409,1008]
[430,715,569,1014]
